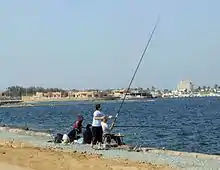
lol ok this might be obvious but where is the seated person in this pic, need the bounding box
[83,124,92,144]
[74,114,84,134]
[53,133,72,144]
[101,116,122,145]
[53,114,84,144]
[67,114,84,142]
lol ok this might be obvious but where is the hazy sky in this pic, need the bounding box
[1,0,219,90]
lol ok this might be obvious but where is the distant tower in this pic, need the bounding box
[177,80,194,92]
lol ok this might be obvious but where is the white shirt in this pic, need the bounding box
[92,110,104,127]
[101,122,110,134]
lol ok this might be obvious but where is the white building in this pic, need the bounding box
[177,80,194,92]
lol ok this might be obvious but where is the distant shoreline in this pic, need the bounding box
[23,97,120,103]
[0,97,158,108]
[22,96,156,103]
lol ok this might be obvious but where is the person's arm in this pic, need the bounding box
[94,116,105,120]
[107,115,114,119]
[94,111,105,120]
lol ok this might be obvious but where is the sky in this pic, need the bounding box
[0,0,220,90]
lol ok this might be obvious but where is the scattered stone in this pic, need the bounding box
[97,153,103,157]
[138,161,145,164]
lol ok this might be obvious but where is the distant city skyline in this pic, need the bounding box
[1,0,220,90]
[2,80,220,92]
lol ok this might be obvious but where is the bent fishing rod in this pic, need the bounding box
[110,17,160,131]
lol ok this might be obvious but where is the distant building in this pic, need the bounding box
[35,92,62,98]
[35,92,44,97]
[177,80,194,92]
[0,92,4,100]
[111,89,128,98]
[68,90,108,99]
[151,91,162,98]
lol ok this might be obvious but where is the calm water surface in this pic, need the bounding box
[0,97,220,155]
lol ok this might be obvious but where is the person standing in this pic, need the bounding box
[91,104,105,148]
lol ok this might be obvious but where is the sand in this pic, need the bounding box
[0,163,33,170]
[0,140,172,170]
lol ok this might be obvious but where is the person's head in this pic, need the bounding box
[77,114,84,123]
[86,123,92,130]
[95,104,101,110]
[102,116,108,123]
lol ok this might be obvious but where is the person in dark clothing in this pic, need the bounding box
[53,114,84,144]
[83,124,92,144]
[67,129,77,142]
[73,114,84,134]
[67,114,84,142]
[54,133,63,143]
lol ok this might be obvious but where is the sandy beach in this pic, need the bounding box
[0,129,220,169]
[0,140,172,170]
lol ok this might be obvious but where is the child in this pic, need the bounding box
[101,116,122,146]
[101,116,111,135]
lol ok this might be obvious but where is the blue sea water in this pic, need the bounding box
[0,97,220,155]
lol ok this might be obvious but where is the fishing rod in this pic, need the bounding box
[82,125,148,128]
[110,16,160,131]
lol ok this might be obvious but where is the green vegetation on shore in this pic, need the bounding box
[2,86,68,97]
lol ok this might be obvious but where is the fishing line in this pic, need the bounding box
[113,125,149,128]
[110,16,160,131]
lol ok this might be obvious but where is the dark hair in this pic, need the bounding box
[86,124,92,129]
[95,104,101,110]
[77,114,84,122]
